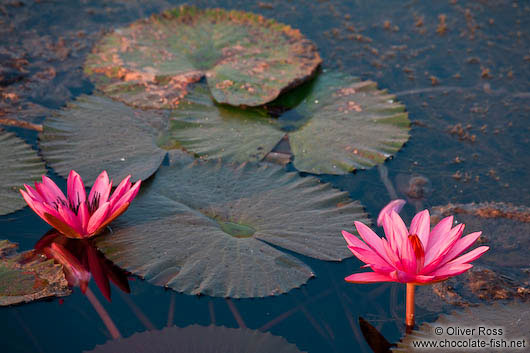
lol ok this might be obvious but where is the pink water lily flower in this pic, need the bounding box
[342,207,488,284]
[20,170,141,239]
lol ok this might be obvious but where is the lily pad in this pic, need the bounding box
[0,239,70,306]
[40,72,409,177]
[95,154,369,298]
[285,72,410,174]
[84,5,321,109]
[393,302,530,352]
[87,325,306,353]
[161,85,285,162]
[0,130,46,215]
[39,95,167,185]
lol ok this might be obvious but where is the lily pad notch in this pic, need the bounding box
[84,5,322,109]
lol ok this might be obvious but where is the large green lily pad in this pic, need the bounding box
[0,130,46,215]
[39,95,167,185]
[95,154,369,298]
[0,240,70,306]
[84,5,321,109]
[87,325,306,353]
[393,302,530,352]
[285,72,410,174]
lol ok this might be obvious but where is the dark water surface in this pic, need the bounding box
[1,0,528,352]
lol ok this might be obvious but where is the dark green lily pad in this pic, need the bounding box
[393,302,530,352]
[84,5,321,109]
[416,202,530,312]
[87,325,306,353]
[95,154,369,298]
[39,95,167,185]
[161,85,285,163]
[0,130,46,215]
[285,72,410,174]
[0,240,70,306]
[40,72,409,177]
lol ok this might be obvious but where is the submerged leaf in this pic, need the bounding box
[87,325,306,353]
[84,5,321,108]
[0,130,46,215]
[0,240,70,306]
[95,154,369,298]
[393,302,530,352]
[285,72,410,174]
[39,95,167,185]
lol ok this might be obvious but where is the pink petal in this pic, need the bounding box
[394,270,435,283]
[413,275,436,284]
[446,246,489,266]
[20,189,45,218]
[354,221,393,266]
[345,272,397,283]
[89,171,112,205]
[387,211,409,258]
[381,238,403,270]
[24,184,44,202]
[20,189,61,224]
[424,223,463,266]
[77,202,90,234]
[439,231,482,266]
[342,230,371,251]
[109,180,140,215]
[67,170,86,206]
[36,176,66,204]
[430,263,473,280]
[57,205,83,235]
[348,246,394,272]
[400,236,417,274]
[377,199,406,226]
[86,201,111,235]
[108,175,132,206]
[409,209,430,247]
[425,215,453,252]
[381,213,398,254]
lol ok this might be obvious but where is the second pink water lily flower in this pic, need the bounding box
[342,205,488,284]
[20,170,140,239]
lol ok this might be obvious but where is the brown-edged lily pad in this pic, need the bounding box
[86,325,306,353]
[0,130,46,215]
[95,153,369,298]
[84,5,321,109]
[0,239,70,306]
[393,302,530,352]
[39,95,167,185]
[417,202,530,311]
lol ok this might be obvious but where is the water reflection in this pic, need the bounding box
[34,231,130,301]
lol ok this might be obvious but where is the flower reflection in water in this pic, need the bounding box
[35,230,130,301]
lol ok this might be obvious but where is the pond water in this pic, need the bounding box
[0,0,528,352]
